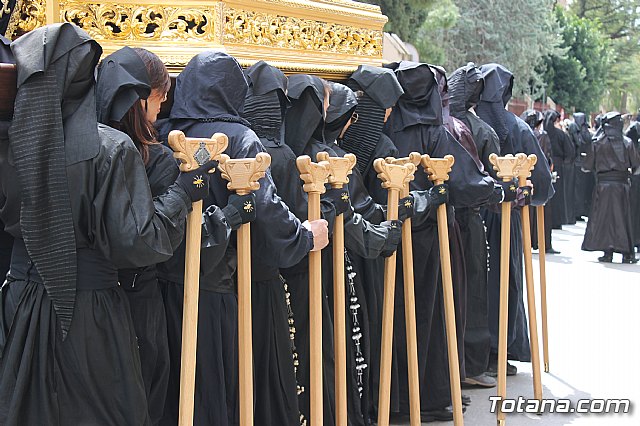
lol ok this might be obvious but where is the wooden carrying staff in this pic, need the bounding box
[316,152,357,426]
[488,153,524,426]
[515,155,543,402]
[168,130,229,426]
[386,153,422,426]
[373,158,416,426]
[218,152,272,426]
[537,205,550,373]
[421,155,463,426]
[296,155,331,426]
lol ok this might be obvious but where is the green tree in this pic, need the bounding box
[543,7,611,114]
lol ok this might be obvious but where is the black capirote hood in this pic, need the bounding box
[479,63,513,106]
[349,64,403,108]
[449,62,484,119]
[285,74,325,156]
[245,60,287,96]
[95,46,151,124]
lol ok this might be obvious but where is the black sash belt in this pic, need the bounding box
[597,170,630,183]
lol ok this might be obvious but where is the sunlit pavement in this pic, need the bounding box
[397,220,640,425]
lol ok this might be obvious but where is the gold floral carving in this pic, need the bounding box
[224,8,382,57]
[59,1,220,42]
[6,0,47,39]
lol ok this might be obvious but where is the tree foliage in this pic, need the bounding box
[435,0,560,97]
[543,7,611,114]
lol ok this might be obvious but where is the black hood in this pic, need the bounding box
[449,62,484,119]
[285,74,325,156]
[574,112,587,129]
[242,61,288,146]
[170,51,249,123]
[341,66,399,174]
[520,109,542,130]
[9,23,102,338]
[348,64,403,108]
[595,111,626,163]
[95,46,151,124]
[384,61,442,133]
[479,63,513,106]
[324,81,357,143]
[543,110,560,132]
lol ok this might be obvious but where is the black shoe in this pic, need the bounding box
[598,254,613,263]
[545,248,561,254]
[622,254,638,264]
[463,373,497,388]
[420,405,466,422]
[462,394,471,406]
[486,360,517,377]
[576,216,585,222]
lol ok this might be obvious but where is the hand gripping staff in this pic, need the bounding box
[536,204,550,373]
[168,130,228,426]
[373,158,416,426]
[488,153,524,426]
[218,152,272,426]
[421,154,464,426]
[316,151,357,426]
[296,155,331,426]
[386,153,422,426]
[514,155,543,402]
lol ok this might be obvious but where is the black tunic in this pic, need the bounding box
[574,113,595,218]
[157,52,313,426]
[384,61,495,413]
[545,110,575,227]
[582,112,640,254]
[624,122,640,247]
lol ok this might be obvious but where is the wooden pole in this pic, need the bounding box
[515,155,542,402]
[387,153,422,426]
[373,158,416,426]
[421,155,463,426]
[537,205,550,373]
[168,130,228,426]
[316,152,357,426]
[218,152,272,426]
[488,153,524,426]
[297,155,331,426]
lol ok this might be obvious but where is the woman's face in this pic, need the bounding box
[144,88,167,123]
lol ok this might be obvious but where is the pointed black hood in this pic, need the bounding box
[348,64,403,109]
[324,81,357,144]
[521,109,539,130]
[341,65,401,174]
[477,63,513,143]
[574,112,587,129]
[595,111,626,164]
[242,61,288,146]
[449,62,484,120]
[9,23,102,338]
[95,46,151,124]
[543,110,560,133]
[384,61,442,133]
[170,51,249,124]
[285,74,325,156]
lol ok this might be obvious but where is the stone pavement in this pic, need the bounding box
[396,221,640,425]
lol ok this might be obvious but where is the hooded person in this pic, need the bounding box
[0,23,217,425]
[582,112,640,263]
[573,113,595,220]
[155,51,328,426]
[477,63,554,374]
[0,35,12,282]
[383,61,495,421]
[521,109,557,254]
[544,109,575,228]
[624,117,640,250]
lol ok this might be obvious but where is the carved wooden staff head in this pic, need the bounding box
[386,152,422,168]
[316,152,357,189]
[373,157,416,192]
[421,154,455,185]
[297,155,331,194]
[218,152,272,195]
[168,130,229,172]
[488,153,524,182]
[514,153,537,181]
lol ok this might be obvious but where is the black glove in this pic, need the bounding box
[516,185,533,207]
[428,183,449,206]
[175,160,218,203]
[322,187,350,216]
[380,220,402,257]
[499,179,518,203]
[222,193,257,230]
[398,195,415,222]
[488,183,504,205]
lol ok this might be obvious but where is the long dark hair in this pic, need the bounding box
[118,48,170,163]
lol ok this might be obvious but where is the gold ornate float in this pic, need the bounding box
[5,0,387,77]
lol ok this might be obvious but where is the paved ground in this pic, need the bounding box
[397,220,640,425]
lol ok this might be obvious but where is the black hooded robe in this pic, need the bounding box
[624,121,640,248]
[384,62,495,413]
[545,110,575,228]
[157,52,314,426]
[582,112,640,254]
[0,24,194,426]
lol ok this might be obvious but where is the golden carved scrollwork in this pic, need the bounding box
[6,0,47,39]
[224,8,382,57]
[59,1,219,42]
